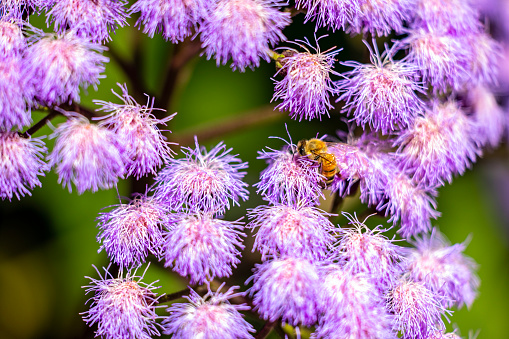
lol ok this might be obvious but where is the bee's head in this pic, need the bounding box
[296,139,308,156]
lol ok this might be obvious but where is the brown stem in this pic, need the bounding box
[107,46,146,102]
[255,320,277,339]
[158,288,191,304]
[22,110,60,137]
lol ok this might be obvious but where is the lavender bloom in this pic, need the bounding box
[395,100,481,187]
[388,279,450,339]
[0,19,26,57]
[130,0,208,43]
[154,137,248,214]
[413,0,480,34]
[0,0,38,18]
[335,213,406,290]
[44,0,128,43]
[272,38,340,121]
[162,213,245,284]
[23,32,108,106]
[248,203,335,261]
[82,265,162,339]
[0,131,47,200]
[248,257,321,326]
[163,284,254,339]
[95,84,176,179]
[97,194,168,269]
[464,31,501,87]
[296,0,360,32]
[404,28,469,93]
[48,114,126,194]
[407,229,480,309]
[315,266,395,339]
[200,0,291,71]
[338,42,425,134]
[0,56,31,130]
[255,144,323,206]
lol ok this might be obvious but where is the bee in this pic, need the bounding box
[297,138,339,185]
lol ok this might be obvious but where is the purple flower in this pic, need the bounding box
[315,266,395,339]
[388,279,451,339]
[0,19,26,57]
[97,194,168,269]
[0,131,47,200]
[464,31,501,87]
[23,32,108,106]
[162,213,245,284]
[296,0,360,32]
[248,257,321,326]
[248,203,335,261]
[48,114,126,194]
[130,0,208,43]
[95,84,176,179]
[0,0,38,18]
[335,212,406,290]
[153,137,248,214]
[395,100,481,187]
[406,229,480,309]
[255,144,323,206]
[0,56,31,130]
[338,42,425,134]
[272,37,340,121]
[163,284,254,339]
[44,0,128,43]
[200,0,291,71]
[82,265,162,339]
[413,0,480,34]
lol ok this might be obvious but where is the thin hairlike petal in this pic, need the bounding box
[338,42,425,134]
[0,19,26,57]
[95,84,176,179]
[200,0,291,71]
[255,145,323,206]
[407,229,480,309]
[272,38,341,121]
[82,265,162,339]
[97,194,168,269]
[0,131,48,200]
[162,213,245,285]
[45,0,129,43]
[413,0,480,34]
[248,257,321,326]
[296,0,360,32]
[315,266,395,339]
[0,56,31,130]
[163,284,254,339]
[130,0,208,43]
[23,32,108,106]
[153,137,248,214]
[0,0,38,19]
[47,114,126,194]
[248,203,335,261]
[389,279,451,339]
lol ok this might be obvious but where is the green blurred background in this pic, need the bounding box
[1,8,508,339]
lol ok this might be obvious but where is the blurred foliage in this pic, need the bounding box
[0,7,508,339]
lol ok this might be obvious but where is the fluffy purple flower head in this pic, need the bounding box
[0,131,47,200]
[23,32,108,106]
[338,42,425,134]
[248,203,335,261]
[130,0,208,43]
[388,278,451,339]
[248,257,321,326]
[464,31,501,87]
[97,194,168,269]
[45,0,128,43]
[272,37,340,121]
[348,0,415,36]
[335,213,406,290]
[380,172,440,238]
[255,143,323,206]
[200,0,291,71]
[0,56,31,130]
[82,265,162,339]
[467,86,506,148]
[315,266,395,339]
[413,0,480,34]
[296,0,360,32]
[163,284,254,339]
[0,0,38,18]
[0,18,26,57]
[47,114,126,194]
[395,100,481,187]
[407,229,480,309]
[162,212,245,284]
[403,28,469,93]
[95,84,176,179]
[154,137,248,214]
